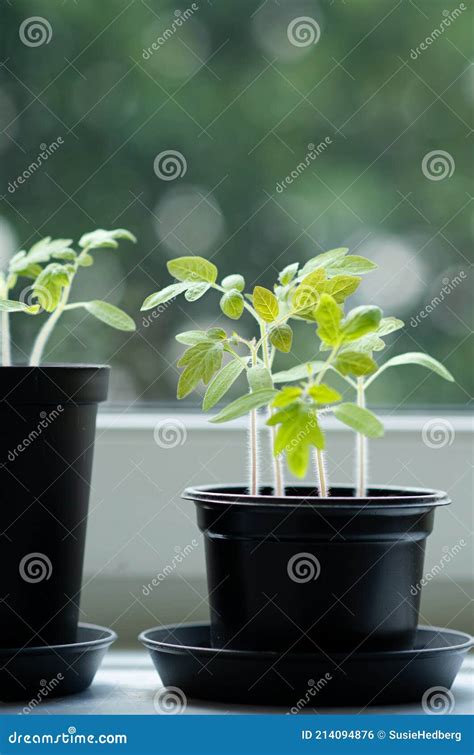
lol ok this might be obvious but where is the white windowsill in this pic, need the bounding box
[97,411,473,432]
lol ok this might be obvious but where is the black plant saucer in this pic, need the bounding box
[139,623,473,708]
[0,623,117,703]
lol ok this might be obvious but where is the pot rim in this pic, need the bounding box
[183,483,451,510]
[0,623,117,656]
[139,622,474,660]
[0,364,110,370]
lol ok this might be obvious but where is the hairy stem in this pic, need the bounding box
[356,377,367,497]
[248,344,259,496]
[0,279,11,367]
[314,447,328,498]
[30,287,70,366]
[260,322,284,497]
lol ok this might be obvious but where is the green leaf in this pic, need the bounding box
[33,263,72,312]
[334,403,384,438]
[269,323,293,353]
[335,351,377,377]
[301,248,349,276]
[368,352,454,385]
[308,384,342,404]
[141,282,189,310]
[340,333,386,354]
[176,331,209,345]
[167,256,217,284]
[314,293,342,346]
[77,254,94,267]
[273,361,326,383]
[202,359,245,411]
[79,228,136,249]
[247,367,273,392]
[177,341,224,399]
[272,386,303,408]
[278,263,298,285]
[326,255,377,276]
[287,442,311,478]
[175,328,227,345]
[341,305,382,342]
[0,299,40,315]
[269,404,324,477]
[184,282,211,301]
[253,286,279,322]
[292,269,325,313]
[210,389,276,423]
[83,301,136,331]
[220,291,244,320]
[52,250,77,261]
[221,274,245,292]
[377,317,404,336]
[322,275,361,303]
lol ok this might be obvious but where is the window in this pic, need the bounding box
[1,0,470,406]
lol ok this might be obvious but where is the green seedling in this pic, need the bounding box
[142,249,454,497]
[0,228,137,366]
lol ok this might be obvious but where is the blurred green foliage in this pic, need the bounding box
[0,0,471,406]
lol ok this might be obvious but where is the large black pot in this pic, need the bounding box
[184,484,450,653]
[0,366,109,648]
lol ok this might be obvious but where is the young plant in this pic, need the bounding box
[0,229,137,366]
[270,307,454,496]
[143,248,454,498]
[141,250,375,495]
[268,293,385,495]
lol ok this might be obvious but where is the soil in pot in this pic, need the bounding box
[184,484,450,654]
[0,365,109,648]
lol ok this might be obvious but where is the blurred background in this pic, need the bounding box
[0,0,472,409]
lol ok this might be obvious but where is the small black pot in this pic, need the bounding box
[0,366,109,648]
[184,484,450,653]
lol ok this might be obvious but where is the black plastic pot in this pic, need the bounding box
[184,484,450,653]
[0,366,109,648]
